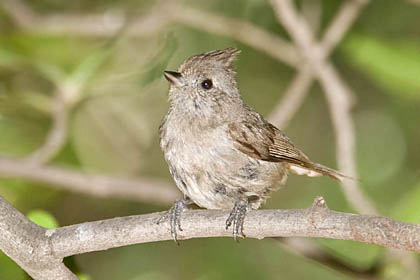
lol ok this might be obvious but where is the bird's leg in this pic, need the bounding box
[158,199,192,244]
[225,199,249,241]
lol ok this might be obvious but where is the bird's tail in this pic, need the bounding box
[289,162,355,182]
[311,163,355,182]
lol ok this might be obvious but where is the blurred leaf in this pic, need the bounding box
[68,49,112,90]
[20,90,53,114]
[27,209,59,229]
[129,272,171,280]
[355,111,406,185]
[0,252,27,280]
[0,34,94,72]
[342,34,420,100]
[71,94,152,175]
[0,115,46,157]
[316,239,383,270]
[0,37,65,83]
[0,45,22,66]
[391,182,420,223]
[0,180,60,213]
[139,33,178,87]
[382,258,419,280]
[33,62,66,84]
[77,273,92,280]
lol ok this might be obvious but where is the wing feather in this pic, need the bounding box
[228,120,347,181]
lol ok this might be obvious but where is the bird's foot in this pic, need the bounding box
[158,199,191,244]
[225,200,249,241]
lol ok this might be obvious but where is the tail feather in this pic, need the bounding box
[312,162,356,181]
[289,162,355,182]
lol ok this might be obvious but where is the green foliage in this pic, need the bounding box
[139,33,178,87]
[342,34,420,100]
[0,45,22,66]
[78,273,92,280]
[316,239,383,270]
[68,48,114,99]
[27,209,59,229]
[391,182,420,224]
[0,115,46,157]
[355,111,406,185]
[0,252,27,280]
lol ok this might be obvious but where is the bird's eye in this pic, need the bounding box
[201,79,213,90]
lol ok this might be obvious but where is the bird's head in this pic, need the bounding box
[163,48,243,121]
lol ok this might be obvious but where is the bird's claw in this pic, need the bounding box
[158,199,190,244]
[226,200,248,241]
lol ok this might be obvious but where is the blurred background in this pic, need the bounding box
[0,0,420,279]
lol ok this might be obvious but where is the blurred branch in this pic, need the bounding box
[320,0,369,54]
[0,157,179,204]
[172,6,299,67]
[301,0,322,35]
[26,88,69,165]
[1,0,300,68]
[268,0,369,129]
[1,0,167,37]
[268,64,313,128]
[0,0,37,27]
[271,2,420,276]
[406,0,420,5]
[2,195,420,280]
[270,0,376,215]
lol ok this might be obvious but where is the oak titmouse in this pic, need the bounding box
[160,48,346,242]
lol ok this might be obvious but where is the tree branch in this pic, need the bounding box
[0,196,78,280]
[56,196,420,256]
[2,195,420,280]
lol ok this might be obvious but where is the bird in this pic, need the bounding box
[159,47,348,242]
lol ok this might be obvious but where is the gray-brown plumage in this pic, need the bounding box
[159,48,347,242]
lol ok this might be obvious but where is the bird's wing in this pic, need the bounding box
[228,121,309,163]
[228,121,346,181]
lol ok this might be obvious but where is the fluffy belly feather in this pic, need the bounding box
[165,138,288,209]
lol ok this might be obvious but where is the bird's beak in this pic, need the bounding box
[163,71,185,87]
